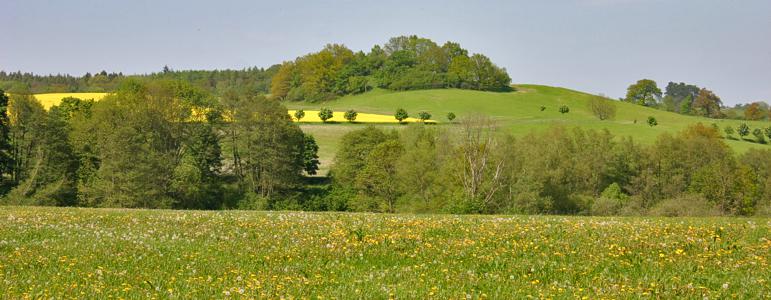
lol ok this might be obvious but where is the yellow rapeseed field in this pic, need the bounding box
[288,110,432,123]
[32,93,109,110]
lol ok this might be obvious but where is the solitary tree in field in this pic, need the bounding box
[294,109,305,122]
[344,109,358,123]
[418,111,432,122]
[395,108,409,123]
[589,97,617,120]
[647,116,658,127]
[559,105,569,114]
[319,107,334,123]
[625,79,662,106]
[724,126,735,139]
[737,123,750,139]
[447,112,456,122]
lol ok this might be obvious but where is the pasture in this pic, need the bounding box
[0,206,768,298]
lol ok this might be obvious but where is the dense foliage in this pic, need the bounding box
[325,121,771,216]
[270,36,512,102]
[0,80,317,209]
[0,67,277,96]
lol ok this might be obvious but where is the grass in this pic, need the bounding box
[0,206,768,298]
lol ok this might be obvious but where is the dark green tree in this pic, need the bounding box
[294,109,305,122]
[446,112,456,122]
[302,134,320,175]
[559,105,570,114]
[318,107,333,122]
[418,111,432,122]
[647,116,658,127]
[395,108,409,123]
[344,109,358,123]
[737,123,750,139]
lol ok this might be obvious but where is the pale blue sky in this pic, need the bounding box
[2,0,769,104]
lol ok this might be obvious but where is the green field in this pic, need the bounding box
[0,206,768,298]
[287,85,770,173]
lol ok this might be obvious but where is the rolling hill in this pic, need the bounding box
[286,85,770,173]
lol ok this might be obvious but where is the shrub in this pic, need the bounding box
[591,183,629,215]
[446,112,456,122]
[344,109,358,123]
[418,111,432,122]
[558,105,569,114]
[765,127,771,140]
[724,126,735,139]
[318,107,334,122]
[539,106,546,111]
[649,194,722,217]
[395,108,409,123]
[647,116,657,127]
[588,97,617,120]
[737,123,750,139]
[753,128,766,143]
[294,109,305,121]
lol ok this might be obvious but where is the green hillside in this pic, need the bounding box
[287,85,770,173]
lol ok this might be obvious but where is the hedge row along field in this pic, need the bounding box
[0,207,768,298]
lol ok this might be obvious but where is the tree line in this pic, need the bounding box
[270,35,512,102]
[624,79,770,121]
[0,81,318,209]
[321,120,771,216]
[0,67,277,96]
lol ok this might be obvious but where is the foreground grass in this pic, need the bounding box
[0,207,768,298]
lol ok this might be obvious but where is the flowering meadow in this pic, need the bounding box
[0,206,768,299]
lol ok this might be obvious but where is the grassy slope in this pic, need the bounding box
[1,206,767,298]
[287,85,770,173]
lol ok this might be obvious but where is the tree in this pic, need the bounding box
[294,109,305,122]
[331,126,396,186]
[765,127,771,140]
[737,123,750,139]
[418,111,432,122]
[395,108,409,123]
[0,90,12,189]
[753,128,766,144]
[318,107,333,122]
[588,97,617,120]
[559,105,569,114]
[355,140,404,212]
[745,102,765,120]
[625,79,661,106]
[302,134,320,175]
[692,88,723,118]
[447,112,456,122]
[344,109,358,123]
[647,116,658,127]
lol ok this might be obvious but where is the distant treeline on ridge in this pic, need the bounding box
[0,35,512,101]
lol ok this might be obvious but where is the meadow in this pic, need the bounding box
[0,206,768,298]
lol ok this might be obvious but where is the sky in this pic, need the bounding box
[1,0,770,105]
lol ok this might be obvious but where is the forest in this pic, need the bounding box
[1,79,770,216]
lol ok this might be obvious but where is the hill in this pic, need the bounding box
[286,85,770,173]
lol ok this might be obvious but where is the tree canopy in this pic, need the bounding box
[270,36,512,102]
